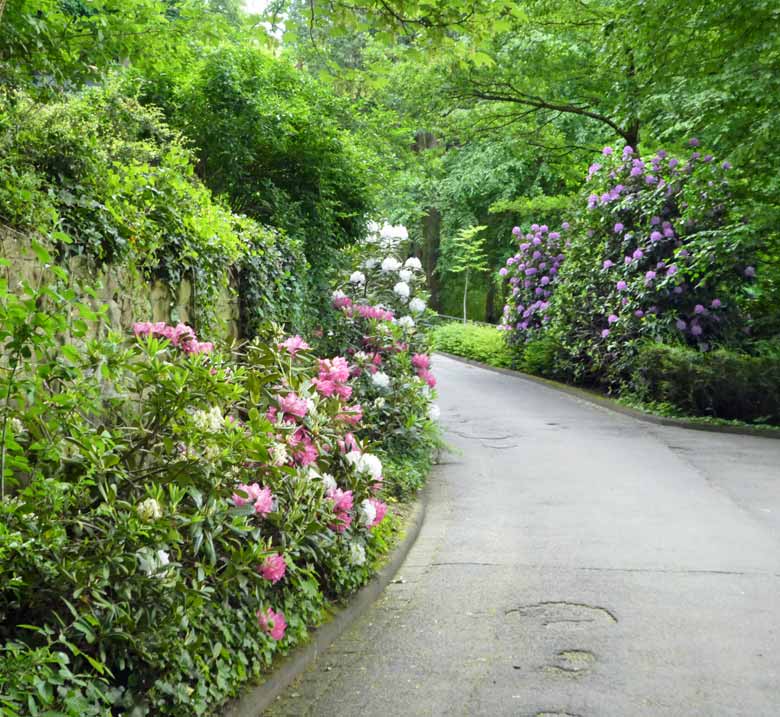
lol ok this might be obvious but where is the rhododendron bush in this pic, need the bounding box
[0,260,436,716]
[501,140,759,387]
[322,253,439,483]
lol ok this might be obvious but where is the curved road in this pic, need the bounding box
[268,354,780,716]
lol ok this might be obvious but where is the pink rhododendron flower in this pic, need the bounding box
[411,354,431,370]
[337,404,363,425]
[278,393,307,418]
[258,553,287,584]
[253,487,274,517]
[418,369,437,388]
[279,335,310,356]
[257,607,287,640]
[368,498,388,529]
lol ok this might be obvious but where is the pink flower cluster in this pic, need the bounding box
[279,335,310,357]
[367,497,388,529]
[132,321,213,354]
[336,403,363,425]
[232,483,274,516]
[258,553,287,584]
[411,353,436,388]
[327,487,354,532]
[257,607,287,641]
[313,357,353,399]
[345,304,395,322]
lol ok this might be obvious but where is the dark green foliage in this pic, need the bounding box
[630,342,780,424]
[174,46,373,265]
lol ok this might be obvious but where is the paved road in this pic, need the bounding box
[267,354,780,717]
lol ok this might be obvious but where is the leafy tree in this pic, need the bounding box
[441,224,488,322]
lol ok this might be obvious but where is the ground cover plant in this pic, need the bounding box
[430,321,514,369]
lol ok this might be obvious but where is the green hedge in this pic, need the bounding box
[631,342,780,424]
[431,322,513,368]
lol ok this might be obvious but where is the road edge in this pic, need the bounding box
[222,484,430,717]
[435,351,780,440]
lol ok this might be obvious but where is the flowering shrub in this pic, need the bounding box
[502,140,758,386]
[499,222,568,346]
[0,259,428,716]
[322,253,440,493]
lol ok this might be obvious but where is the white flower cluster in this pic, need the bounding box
[409,297,426,314]
[345,451,383,480]
[192,406,224,433]
[404,256,422,271]
[270,443,289,467]
[349,271,366,285]
[371,371,391,389]
[137,497,163,522]
[397,315,415,330]
[10,417,25,435]
[360,499,377,527]
[138,548,171,577]
[382,257,402,273]
[429,404,441,421]
[393,281,410,299]
[398,268,413,282]
[349,541,367,566]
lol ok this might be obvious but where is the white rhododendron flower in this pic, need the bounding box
[393,281,410,299]
[270,443,289,467]
[332,289,347,301]
[404,257,422,270]
[138,548,171,577]
[320,473,338,492]
[409,297,426,314]
[429,404,441,421]
[362,258,378,270]
[192,406,224,433]
[137,497,163,522]
[398,315,415,329]
[10,417,25,435]
[349,541,366,566]
[349,271,366,285]
[371,371,390,389]
[381,257,402,272]
[360,499,377,527]
[359,452,383,480]
[398,268,413,283]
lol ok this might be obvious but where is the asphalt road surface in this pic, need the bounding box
[267,353,780,717]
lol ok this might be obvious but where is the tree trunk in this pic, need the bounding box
[463,271,469,324]
[420,207,442,311]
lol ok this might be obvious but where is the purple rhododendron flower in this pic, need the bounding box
[603,146,613,156]
[616,280,627,291]
[633,248,644,260]
[694,304,705,314]
[614,222,624,233]
[603,259,614,270]
[601,329,610,337]
[711,298,722,309]
[635,310,645,317]
[650,231,662,242]
[676,319,687,330]
[689,137,700,147]
[608,314,619,324]
[691,324,703,336]
[745,266,756,277]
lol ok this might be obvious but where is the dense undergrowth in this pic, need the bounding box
[0,251,438,716]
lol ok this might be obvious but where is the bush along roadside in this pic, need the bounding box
[497,140,780,425]
[0,255,439,716]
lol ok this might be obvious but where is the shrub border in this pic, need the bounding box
[436,351,780,440]
[221,483,430,716]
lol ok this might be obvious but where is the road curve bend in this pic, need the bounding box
[267,354,780,717]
